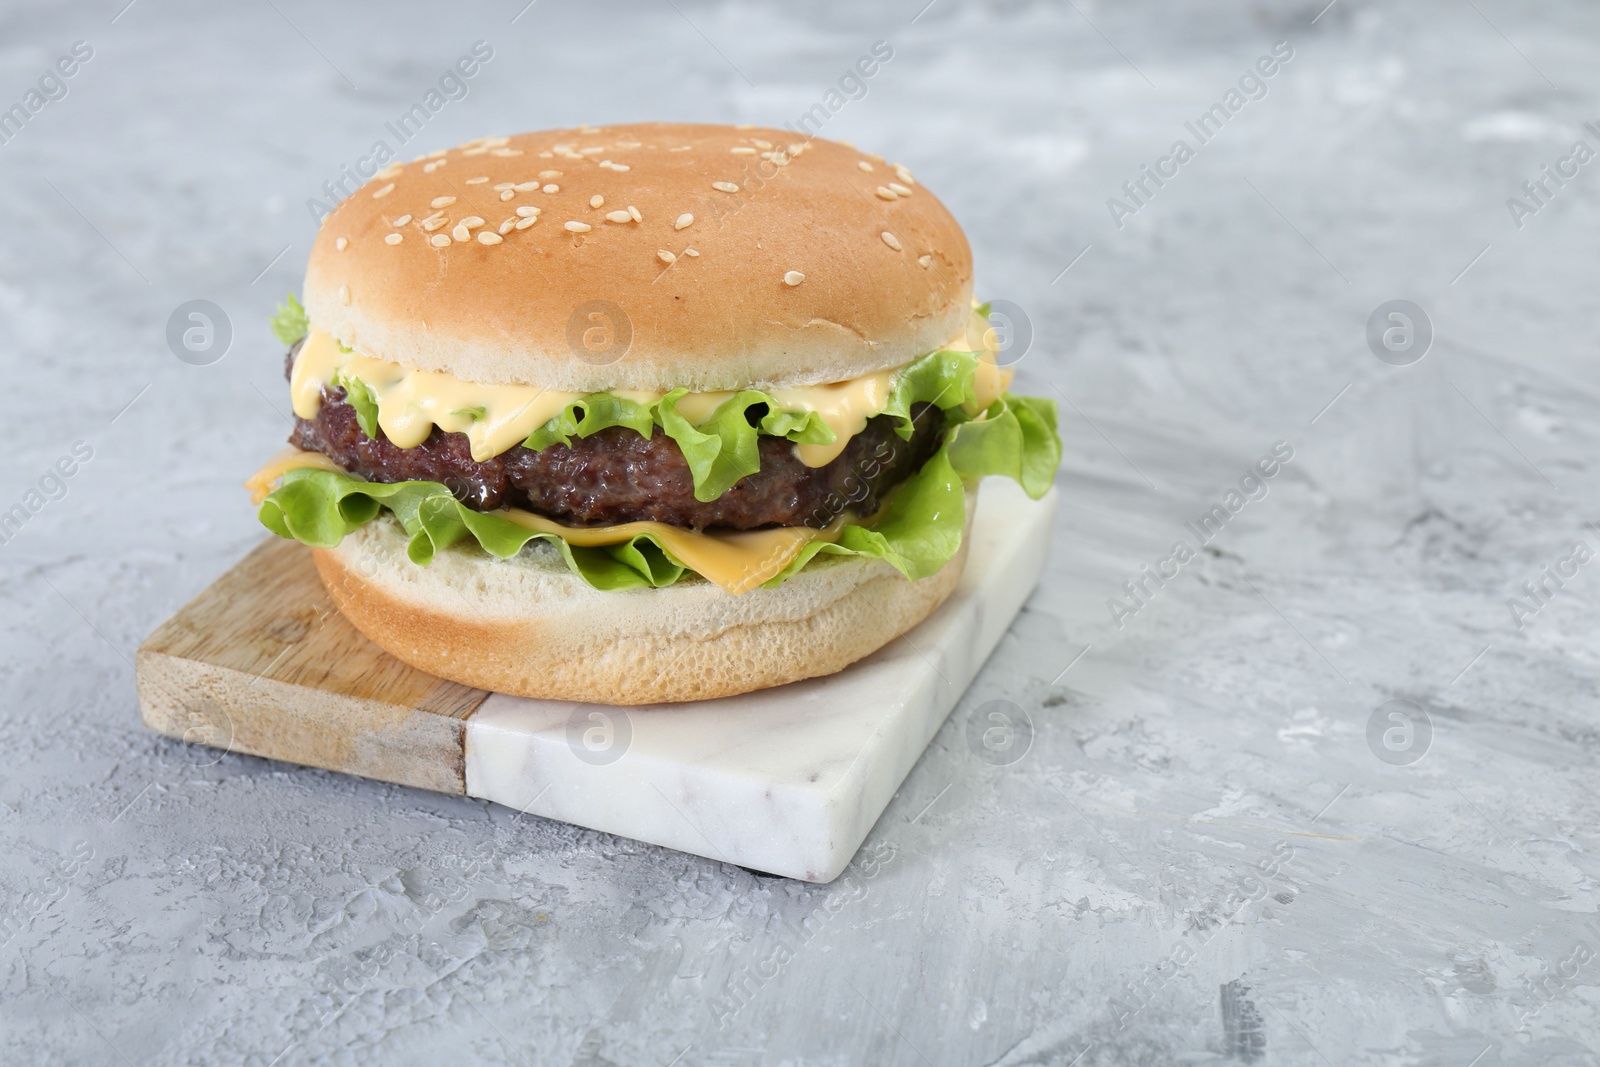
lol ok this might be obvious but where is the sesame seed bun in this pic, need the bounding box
[302,123,973,393]
[311,503,972,705]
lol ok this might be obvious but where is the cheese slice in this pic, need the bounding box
[497,508,837,594]
[245,448,839,594]
[245,446,344,503]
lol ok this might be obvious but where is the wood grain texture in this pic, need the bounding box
[136,538,487,794]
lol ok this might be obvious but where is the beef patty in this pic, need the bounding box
[284,347,944,530]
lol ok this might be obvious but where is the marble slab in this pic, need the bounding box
[463,477,1058,881]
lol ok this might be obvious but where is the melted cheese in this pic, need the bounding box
[770,371,896,466]
[244,448,839,594]
[289,309,1005,472]
[968,320,1015,413]
[291,331,587,461]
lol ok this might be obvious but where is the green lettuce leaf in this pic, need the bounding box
[762,393,1058,585]
[258,393,1060,592]
[260,470,687,590]
[657,390,836,502]
[521,392,658,451]
[881,349,980,439]
[271,294,309,347]
[336,372,381,440]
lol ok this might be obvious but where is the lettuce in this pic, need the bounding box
[336,372,381,440]
[882,348,980,438]
[258,393,1060,592]
[271,294,309,347]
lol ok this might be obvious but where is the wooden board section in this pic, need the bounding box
[136,538,486,794]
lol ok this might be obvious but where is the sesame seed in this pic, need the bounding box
[783,271,804,286]
[880,231,902,250]
[599,160,613,168]
[609,163,630,172]
[335,236,348,251]
[431,234,451,247]
[385,232,403,245]
[515,206,541,217]
[452,224,470,242]
[675,213,694,230]
[564,221,591,232]
[685,248,699,257]
[491,148,523,157]
[485,136,510,147]
[462,147,489,156]
[888,182,913,196]
[753,139,772,150]
[494,182,515,191]
[542,184,559,194]
[500,190,515,201]
[894,164,916,185]
[731,146,757,155]
[590,195,605,208]
[918,254,932,268]
[539,170,563,179]
[606,210,633,223]
[372,183,395,199]
[580,146,604,155]
[393,214,412,226]
[515,216,539,230]
[431,196,457,208]
[499,218,516,234]
[857,161,874,172]
[422,214,447,232]
[712,181,739,193]
[466,176,490,185]
[627,205,642,222]
[875,187,897,201]
[478,231,504,244]
[427,149,448,158]
[771,151,788,165]
[377,163,403,179]
[658,250,676,265]
[338,285,350,305]
[460,216,483,228]
[515,181,540,192]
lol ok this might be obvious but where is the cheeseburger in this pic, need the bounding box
[250,123,1060,704]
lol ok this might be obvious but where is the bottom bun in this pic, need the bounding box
[310,492,974,705]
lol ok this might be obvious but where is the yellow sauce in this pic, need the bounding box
[287,312,1002,470]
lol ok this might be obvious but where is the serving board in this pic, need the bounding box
[137,479,1057,881]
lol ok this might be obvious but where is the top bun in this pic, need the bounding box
[302,123,973,393]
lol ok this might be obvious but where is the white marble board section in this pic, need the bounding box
[463,478,1058,881]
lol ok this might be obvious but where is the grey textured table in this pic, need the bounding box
[3,1,1599,1063]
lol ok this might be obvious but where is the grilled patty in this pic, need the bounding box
[285,348,943,530]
